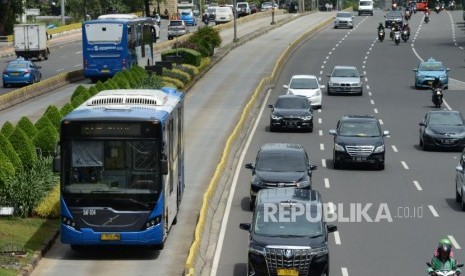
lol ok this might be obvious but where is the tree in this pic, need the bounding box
[0,0,23,36]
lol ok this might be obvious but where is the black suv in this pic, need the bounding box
[240,188,337,276]
[268,95,314,132]
[329,115,389,170]
[385,10,403,28]
[245,143,317,210]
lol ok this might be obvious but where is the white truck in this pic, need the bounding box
[13,24,50,61]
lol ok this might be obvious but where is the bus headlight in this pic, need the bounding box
[145,215,162,229]
[62,216,76,229]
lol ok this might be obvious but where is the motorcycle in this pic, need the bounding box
[441,3,445,10]
[378,29,385,42]
[424,13,430,23]
[405,10,411,20]
[435,4,441,13]
[426,262,463,275]
[401,30,409,42]
[394,30,401,45]
[431,87,444,108]
[449,1,455,10]
[413,5,417,13]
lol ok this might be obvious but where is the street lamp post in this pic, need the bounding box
[233,0,238,42]
[61,0,65,25]
[271,0,275,24]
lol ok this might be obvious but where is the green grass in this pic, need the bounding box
[0,217,58,275]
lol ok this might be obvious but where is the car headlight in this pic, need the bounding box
[373,145,385,153]
[271,114,282,120]
[302,115,313,120]
[314,90,321,96]
[295,179,311,188]
[335,143,345,152]
[249,244,265,255]
[311,246,328,257]
[439,75,446,79]
[425,128,435,135]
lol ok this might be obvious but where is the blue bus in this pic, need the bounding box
[54,88,184,250]
[82,14,159,82]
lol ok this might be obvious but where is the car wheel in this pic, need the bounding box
[270,124,276,132]
[333,159,341,169]
[327,87,332,96]
[377,162,385,170]
[456,187,461,203]
[334,26,338,29]
[2,83,6,88]
[421,138,429,151]
[350,26,354,29]
[250,196,256,211]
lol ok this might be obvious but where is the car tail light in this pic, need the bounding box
[24,69,30,74]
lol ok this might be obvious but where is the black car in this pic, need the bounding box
[268,95,313,132]
[419,110,465,151]
[239,188,337,276]
[385,10,403,28]
[245,143,317,210]
[329,115,389,170]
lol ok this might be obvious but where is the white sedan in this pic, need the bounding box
[283,75,324,109]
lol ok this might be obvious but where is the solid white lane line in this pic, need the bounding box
[322,159,327,168]
[428,205,439,217]
[334,231,341,245]
[401,161,409,170]
[448,235,461,249]
[320,143,324,151]
[413,180,423,191]
[374,108,378,114]
[319,130,323,136]
[341,267,349,276]
[210,88,273,275]
[324,178,330,188]
[391,145,398,152]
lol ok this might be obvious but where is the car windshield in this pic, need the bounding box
[290,78,319,89]
[332,68,359,77]
[428,112,464,125]
[339,121,381,137]
[275,97,309,109]
[254,206,323,236]
[387,11,402,17]
[419,62,445,71]
[337,13,352,17]
[181,11,191,16]
[207,8,216,13]
[238,3,247,7]
[256,152,307,172]
[8,63,28,69]
[360,1,372,5]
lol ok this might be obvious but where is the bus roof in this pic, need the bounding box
[97,14,139,20]
[64,89,184,122]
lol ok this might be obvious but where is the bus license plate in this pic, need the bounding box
[277,269,298,276]
[101,233,120,241]
[101,69,110,73]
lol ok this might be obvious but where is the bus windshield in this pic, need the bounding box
[84,23,123,44]
[64,140,161,194]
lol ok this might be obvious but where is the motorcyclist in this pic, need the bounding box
[427,238,461,275]
[390,22,400,39]
[377,22,385,32]
[425,6,431,14]
[402,22,411,36]
[431,77,443,90]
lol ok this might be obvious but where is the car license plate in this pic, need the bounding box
[101,69,110,73]
[10,72,20,76]
[277,269,299,276]
[427,81,432,85]
[101,233,120,241]
[442,139,453,144]
[353,157,366,161]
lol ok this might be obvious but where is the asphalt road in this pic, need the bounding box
[2,11,326,276]
[213,9,465,276]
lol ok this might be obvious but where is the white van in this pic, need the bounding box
[358,0,373,15]
[215,6,233,24]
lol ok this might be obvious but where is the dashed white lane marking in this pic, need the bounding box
[374,108,378,114]
[364,77,368,82]
[460,46,464,50]
[319,130,323,136]
[363,60,366,64]
[368,92,372,96]
[323,60,327,64]
[318,77,322,82]
[321,65,324,69]
[318,118,322,124]
[334,231,341,245]
[322,159,327,168]
[379,119,383,125]
[318,109,321,113]
[324,178,330,188]
[391,145,398,152]
[57,68,64,72]
[428,205,439,217]
[320,70,323,75]
[370,99,375,105]
[401,161,409,170]
[413,180,423,191]
[75,51,82,54]
[320,143,324,151]
[332,48,335,51]
[341,267,349,276]
[363,71,367,75]
[448,235,461,249]
[366,85,370,90]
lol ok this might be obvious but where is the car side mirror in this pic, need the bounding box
[419,122,426,126]
[447,68,450,72]
[359,75,364,78]
[267,104,273,108]
[326,74,330,77]
[239,223,251,231]
[327,224,337,233]
[456,165,463,173]
[329,129,337,135]
[413,69,418,72]
[245,163,254,170]
[283,84,289,89]
[383,130,390,137]
[310,165,317,171]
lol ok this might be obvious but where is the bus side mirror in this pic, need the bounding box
[161,159,168,175]
[53,156,61,172]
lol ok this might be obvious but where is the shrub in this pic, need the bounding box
[105,79,118,89]
[71,85,89,101]
[115,77,131,89]
[162,77,184,89]
[173,41,202,55]
[0,150,15,186]
[187,26,221,57]
[131,65,148,79]
[17,116,38,138]
[60,103,75,117]
[9,128,37,169]
[176,64,199,79]
[34,126,58,157]
[71,94,85,108]
[0,133,23,170]
[162,68,191,84]
[1,156,58,218]
[198,57,212,72]
[33,184,60,218]
[122,70,138,87]
[139,74,164,89]
[1,121,15,137]
[162,48,202,66]
[95,81,106,92]
[35,116,55,131]
[81,90,93,101]
[88,86,100,96]
[45,105,62,130]
[129,69,143,85]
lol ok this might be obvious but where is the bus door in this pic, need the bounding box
[164,117,178,230]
